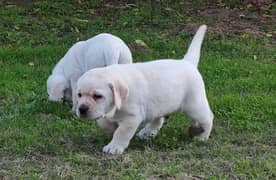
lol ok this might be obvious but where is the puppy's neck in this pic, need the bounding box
[103,105,117,119]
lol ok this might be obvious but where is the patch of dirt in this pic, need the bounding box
[196,3,275,37]
[96,1,275,40]
[92,1,135,18]
[144,0,276,42]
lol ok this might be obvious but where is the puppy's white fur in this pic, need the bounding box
[46,33,133,111]
[76,25,213,154]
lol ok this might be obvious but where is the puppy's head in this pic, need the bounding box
[47,75,69,101]
[76,70,128,120]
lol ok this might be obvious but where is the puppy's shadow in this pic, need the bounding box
[131,114,196,151]
[71,131,150,154]
[133,127,193,151]
[71,118,194,155]
[70,128,109,154]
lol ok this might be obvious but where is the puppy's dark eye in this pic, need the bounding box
[93,94,103,100]
[78,93,82,98]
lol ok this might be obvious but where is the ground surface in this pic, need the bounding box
[0,0,275,179]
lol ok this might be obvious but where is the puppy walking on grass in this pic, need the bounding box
[76,25,213,155]
[46,33,132,112]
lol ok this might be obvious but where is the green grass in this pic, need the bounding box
[0,1,275,179]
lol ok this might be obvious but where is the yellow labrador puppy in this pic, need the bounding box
[46,33,132,112]
[76,25,213,154]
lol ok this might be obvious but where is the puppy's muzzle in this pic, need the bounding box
[79,104,89,117]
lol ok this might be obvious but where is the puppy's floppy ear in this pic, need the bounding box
[108,80,129,110]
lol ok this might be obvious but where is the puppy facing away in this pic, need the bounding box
[76,25,213,155]
[46,33,133,111]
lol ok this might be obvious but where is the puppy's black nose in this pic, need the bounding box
[79,104,89,115]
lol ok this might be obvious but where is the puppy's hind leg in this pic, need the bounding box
[137,117,164,140]
[184,96,213,141]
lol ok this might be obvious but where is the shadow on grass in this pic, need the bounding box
[69,114,196,155]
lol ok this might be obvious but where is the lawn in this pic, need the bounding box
[0,0,275,179]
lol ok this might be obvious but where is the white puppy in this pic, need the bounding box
[46,33,133,111]
[76,25,213,154]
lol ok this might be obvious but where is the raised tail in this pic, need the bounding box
[183,25,207,67]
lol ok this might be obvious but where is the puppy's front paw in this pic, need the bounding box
[103,143,125,155]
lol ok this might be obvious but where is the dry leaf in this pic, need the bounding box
[75,27,80,33]
[239,14,245,18]
[14,25,20,30]
[5,5,16,8]
[262,14,272,18]
[253,55,257,60]
[241,34,249,38]
[135,39,148,48]
[265,33,272,37]
[75,18,88,23]
[246,4,253,8]
[164,7,173,11]
[28,62,34,66]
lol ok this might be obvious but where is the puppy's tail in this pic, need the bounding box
[182,25,207,67]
